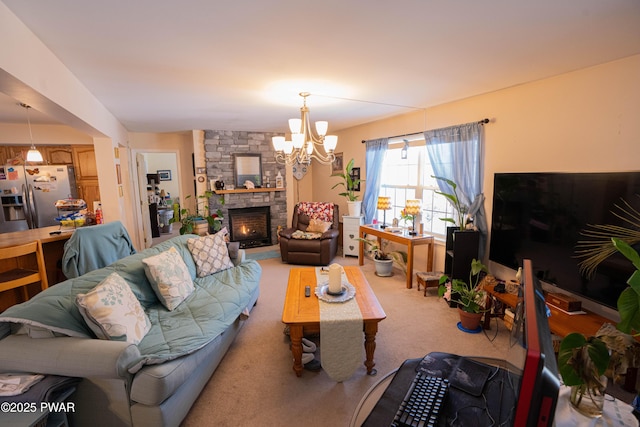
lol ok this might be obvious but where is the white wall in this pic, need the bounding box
[143,153,180,201]
[314,54,640,282]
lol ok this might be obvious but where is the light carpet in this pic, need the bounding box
[181,255,513,427]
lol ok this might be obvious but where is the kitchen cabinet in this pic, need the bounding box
[44,146,74,165]
[0,144,101,212]
[77,180,100,211]
[72,146,99,180]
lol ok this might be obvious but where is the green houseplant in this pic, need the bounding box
[356,237,407,277]
[558,199,640,415]
[433,175,467,228]
[438,259,488,330]
[332,158,361,216]
[171,190,224,235]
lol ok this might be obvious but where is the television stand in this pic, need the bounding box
[482,279,614,338]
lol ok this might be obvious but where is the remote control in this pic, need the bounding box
[305,286,310,297]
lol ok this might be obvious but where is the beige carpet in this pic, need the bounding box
[181,251,512,427]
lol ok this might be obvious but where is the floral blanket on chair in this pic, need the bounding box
[297,202,334,222]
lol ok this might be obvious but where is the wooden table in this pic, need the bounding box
[359,224,434,289]
[0,226,74,310]
[281,266,386,377]
[482,279,614,339]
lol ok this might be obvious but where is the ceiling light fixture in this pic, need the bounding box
[20,103,43,163]
[401,139,409,159]
[272,92,338,165]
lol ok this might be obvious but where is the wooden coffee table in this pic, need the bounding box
[281,266,386,377]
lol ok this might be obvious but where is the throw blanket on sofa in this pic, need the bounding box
[0,235,261,369]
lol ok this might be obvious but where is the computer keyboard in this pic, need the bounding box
[391,372,449,427]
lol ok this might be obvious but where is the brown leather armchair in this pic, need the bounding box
[279,203,340,266]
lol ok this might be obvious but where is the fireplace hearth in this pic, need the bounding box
[228,206,271,249]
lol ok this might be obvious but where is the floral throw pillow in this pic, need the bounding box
[142,247,194,311]
[76,272,151,344]
[187,230,234,277]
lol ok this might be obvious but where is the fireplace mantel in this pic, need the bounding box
[213,188,285,195]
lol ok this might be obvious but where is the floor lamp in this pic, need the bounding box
[377,196,391,228]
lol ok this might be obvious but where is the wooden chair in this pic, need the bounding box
[0,240,49,302]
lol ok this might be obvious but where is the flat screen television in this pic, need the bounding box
[489,171,640,309]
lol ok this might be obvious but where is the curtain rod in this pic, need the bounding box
[361,118,490,143]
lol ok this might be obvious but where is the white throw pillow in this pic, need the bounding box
[76,272,151,344]
[188,230,234,277]
[142,246,194,310]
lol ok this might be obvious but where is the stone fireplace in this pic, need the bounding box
[228,206,271,248]
[203,130,288,246]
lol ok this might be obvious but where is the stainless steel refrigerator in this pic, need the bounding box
[0,165,78,232]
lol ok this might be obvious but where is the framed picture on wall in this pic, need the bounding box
[158,170,172,181]
[350,167,361,192]
[331,152,344,176]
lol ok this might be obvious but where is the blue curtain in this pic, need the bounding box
[362,138,388,224]
[424,122,487,258]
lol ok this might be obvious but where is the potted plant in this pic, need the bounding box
[433,175,467,229]
[438,258,488,331]
[170,190,221,235]
[332,158,361,216]
[559,201,640,416]
[558,332,611,417]
[356,237,407,277]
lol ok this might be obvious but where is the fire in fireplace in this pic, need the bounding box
[228,206,271,249]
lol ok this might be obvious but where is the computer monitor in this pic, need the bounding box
[510,259,561,426]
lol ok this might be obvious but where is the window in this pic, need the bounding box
[376,140,454,236]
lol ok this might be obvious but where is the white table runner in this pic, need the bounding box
[315,267,363,382]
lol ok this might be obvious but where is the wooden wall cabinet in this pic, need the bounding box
[71,146,100,209]
[444,227,480,281]
[72,146,99,180]
[43,146,74,165]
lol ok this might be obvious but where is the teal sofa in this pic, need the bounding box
[0,234,261,426]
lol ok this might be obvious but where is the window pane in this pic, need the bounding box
[378,141,454,236]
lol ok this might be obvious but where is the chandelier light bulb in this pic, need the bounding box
[292,133,305,149]
[283,140,294,154]
[272,136,285,152]
[323,135,338,152]
[288,118,302,134]
[315,121,328,136]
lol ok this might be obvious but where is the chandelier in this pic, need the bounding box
[272,92,338,165]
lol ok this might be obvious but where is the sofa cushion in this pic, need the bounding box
[187,231,234,277]
[142,247,194,311]
[307,218,332,233]
[76,272,151,344]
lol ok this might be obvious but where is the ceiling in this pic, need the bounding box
[1,0,639,134]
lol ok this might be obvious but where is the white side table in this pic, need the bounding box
[342,215,364,257]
